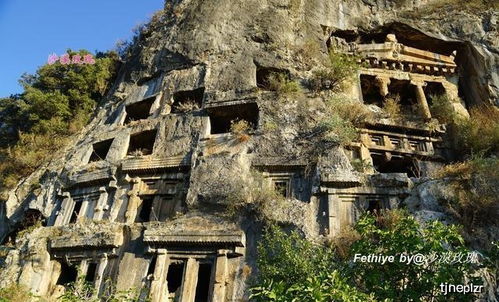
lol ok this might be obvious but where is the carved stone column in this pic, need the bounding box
[181,258,200,302]
[125,178,141,224]
[211,250,229,302]
[93,187,109,221]
[150,249,168,302]
[94,253,108,297]
[412,81,432,120]
[54,192,71,226]
[375,76,391,97]
[328,195,340,237]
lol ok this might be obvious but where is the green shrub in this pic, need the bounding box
[0,284,33,302]
[250,225,374,302]
[454,106,499,157]
[310,51,360,92]
[266,72,301,97]
[326,97,374,126]
[251,211,486,302]
[429,94,457,125]
[346,210,481,302]
[316,113,358,146]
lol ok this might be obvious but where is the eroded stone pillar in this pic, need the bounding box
[211,250,229,302]
[125,178,141,224]
[150,249,168,302]
[375,76,391,97]
[93,187,109,221]
[412,81,432,120]
[54,192,71,226]
[181,258,200,302]
[328,195,340,237]
[94,254,108,297]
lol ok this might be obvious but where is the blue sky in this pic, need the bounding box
[0,0,164,97]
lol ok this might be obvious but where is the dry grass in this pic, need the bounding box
[435,157,499,230]
[173,99,200,113]
[330,226,360,260]
[230,120,252,143]
[383,96,402,120]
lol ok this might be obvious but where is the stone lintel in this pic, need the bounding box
[121,155,190,173]
[50,226,123,250]
[68,167,116,188]
[204,97,258,110]
[143,230,246,248]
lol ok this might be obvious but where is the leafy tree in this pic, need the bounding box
[251,211,486,302]
[344,210,481,302]
[250,225,375,302]
[0,50,119,196]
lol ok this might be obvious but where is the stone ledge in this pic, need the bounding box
[144,229,245,247]
[68,166,116,187]
[50,224,123,250]
[121,155,190,173]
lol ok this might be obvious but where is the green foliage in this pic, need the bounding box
[251,211,486,302]
[347,210,480,302]
[316,114,358,146]
[225,172,285,222]
[266,72,301,97]
[326,97,373,127]
[250,225,374,302]
[0,50,119,196]
[311,51,360,92]
[0,284,33,302]
[59,278,146,302]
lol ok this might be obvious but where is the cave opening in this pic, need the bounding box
[424,81,447,106]
[88,139,113,163]
[167,261,185,296]
[172,87,205,113]
[371,154,417,178]
[208,103,259,134]
[85,262,98,284]
[124,97,156,125]
[56,262,79,285]
[367,200,382,213]
[360,75,384,106]
[127,130,157,156]
[1,210,45,245]
[194,262,213,302]
[136,196,154,222]
[69,201,83,224]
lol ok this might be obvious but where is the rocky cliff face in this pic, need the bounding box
[0,0,497,301]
